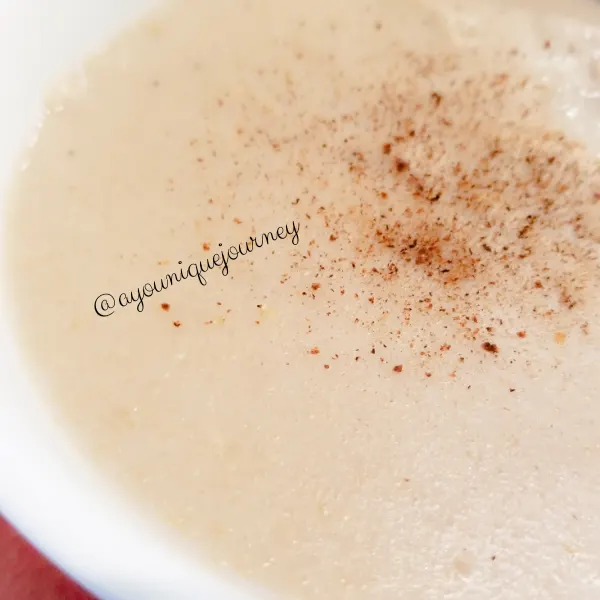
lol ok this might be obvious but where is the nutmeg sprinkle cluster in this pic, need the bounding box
[278,48,599,377]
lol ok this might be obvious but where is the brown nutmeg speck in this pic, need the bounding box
[482,342,499,354]
[394,157,410,172]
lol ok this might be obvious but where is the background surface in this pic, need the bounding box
[0,516,96,600]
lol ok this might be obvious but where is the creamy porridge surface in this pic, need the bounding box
[4,0,600,597]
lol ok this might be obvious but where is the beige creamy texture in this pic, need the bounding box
[4,0,600,597]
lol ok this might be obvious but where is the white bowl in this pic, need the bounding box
[0,1,257,598]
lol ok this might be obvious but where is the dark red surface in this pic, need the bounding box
[0,517,97,600]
